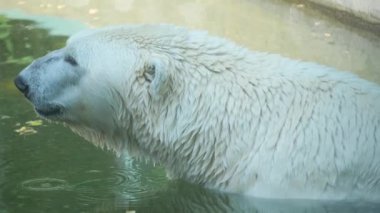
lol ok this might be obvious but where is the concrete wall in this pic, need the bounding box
[308,0,380,23]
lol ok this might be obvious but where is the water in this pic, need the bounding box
[0,0,379,212]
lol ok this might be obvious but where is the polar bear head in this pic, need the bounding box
[14,25,189,152]
[15,24,240,159]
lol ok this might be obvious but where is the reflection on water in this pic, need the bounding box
[137,183,380,213]
[0,0,380,212]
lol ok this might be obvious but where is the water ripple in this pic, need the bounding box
[17,159,168,208]
[72,162,167,206]
[21,178,71,192]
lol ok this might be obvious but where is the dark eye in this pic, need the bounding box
[64,55,78,66]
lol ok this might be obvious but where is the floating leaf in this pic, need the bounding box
[1,115,11,119]
[14,56,34,65]
[25,119,43,127]
[15,126,37,135]
[2,56,34,65]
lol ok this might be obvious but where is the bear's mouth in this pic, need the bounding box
[35,104,63,117]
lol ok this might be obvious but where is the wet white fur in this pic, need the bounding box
[38,25,380,201]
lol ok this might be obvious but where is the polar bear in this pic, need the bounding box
[14,24,380,201]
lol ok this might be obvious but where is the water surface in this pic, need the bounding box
[0,0,380,212]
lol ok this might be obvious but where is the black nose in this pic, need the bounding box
[14,75,29,96]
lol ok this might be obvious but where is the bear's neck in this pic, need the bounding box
[127,73,256,190]
[131,106,231,189]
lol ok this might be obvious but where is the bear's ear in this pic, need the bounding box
[143,57,170,100]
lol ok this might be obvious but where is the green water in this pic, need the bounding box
[1,3,380,213]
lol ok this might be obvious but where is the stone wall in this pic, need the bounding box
[307,0,380,23]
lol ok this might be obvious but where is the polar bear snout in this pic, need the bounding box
[14,48,85,120]
[15,70,65,118]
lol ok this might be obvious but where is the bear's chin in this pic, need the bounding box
[35,104,64,118]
